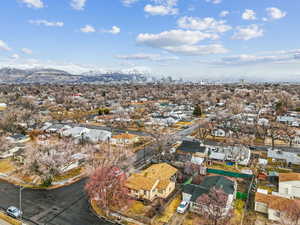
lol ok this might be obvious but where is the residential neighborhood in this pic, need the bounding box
[1,82,300,225]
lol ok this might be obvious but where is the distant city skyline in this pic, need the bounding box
[0,0,299,81]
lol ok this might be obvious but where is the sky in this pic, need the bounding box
[0,0,299,81]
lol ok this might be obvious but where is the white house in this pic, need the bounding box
[62,127,111,143]
[206,144,251,166]
[211,128,226,137]
[267,148,300,165]
[258,118,269,126]
[278,173,300,198]
[255,192,299,222]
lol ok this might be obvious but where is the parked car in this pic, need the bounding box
[176,201,189,214]
[6,206,22,218]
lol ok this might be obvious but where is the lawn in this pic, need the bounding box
[0,158,16,174]
[53,167,82,182]
[125,200,149,217]
[176,121,192,126]
[154,194,181,225]
[183,213,199,225]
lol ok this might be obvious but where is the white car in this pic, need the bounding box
[176,201,189,214]
[6,206,22,218]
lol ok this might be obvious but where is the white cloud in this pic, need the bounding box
[20,0,44,8]
[144,4,178,15]
[136,30,225,55]
[29,19,64,27]
[232,24,263,40]
[177,16,232,33]
[206,0,222,4]
[80,25,96,33]
[116,53,178,61]
[266,7,287,20]
[164,44,228,55]
[103,26,121,34]
[242,9,257,20]
[11,54,20,60]
[137,30,218,48]
[121,0,139,7]
[21,48,33,54]
[70,0,87,10]
[144,0,179,16]
[204,49,300,66]
[0,40,11,51]
[219,10,229,17]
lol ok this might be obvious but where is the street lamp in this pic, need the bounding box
[19,185,25,220]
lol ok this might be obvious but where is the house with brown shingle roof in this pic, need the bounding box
[125,163,178,201]
[255,192,300,222]
[279,173,300,198]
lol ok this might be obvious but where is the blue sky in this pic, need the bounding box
[0,0,299,81]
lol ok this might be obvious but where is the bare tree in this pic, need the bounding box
[85,165,130,216]
[283,125,297,147]
[268,122,285,149]
[146,126,173,161]
[22,138,80,185]
[279,200,300,225]
[0,135,11,153]
[196,121,213,141]
[195,188,233,225]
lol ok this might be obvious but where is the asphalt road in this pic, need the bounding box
[0,179,113,225]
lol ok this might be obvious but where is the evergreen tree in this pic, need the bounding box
[193,104,202,117]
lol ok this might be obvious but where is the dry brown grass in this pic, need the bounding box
[53,167,82,182]
[0,158,16,174]
[154,194,181,225]
[0,212,22,225]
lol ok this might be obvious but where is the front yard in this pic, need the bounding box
[153,194,181,225]
[0,158,16,174]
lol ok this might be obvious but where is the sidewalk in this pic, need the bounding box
[0,219,10,225]
[0,212,22,225]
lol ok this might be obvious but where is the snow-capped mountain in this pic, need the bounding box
[0,67,151,84]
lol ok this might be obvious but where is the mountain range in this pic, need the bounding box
[0,67,150,84]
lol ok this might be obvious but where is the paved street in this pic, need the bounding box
[0,179,113,225]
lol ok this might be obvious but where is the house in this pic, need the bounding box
[206,144,251,166]
[182,176,236,214]
[258,118,269,126]
[278,173,300,198]
[0,103,7,111]
[0,147,24,159]
[268,148,300,165]
[125,163,178,201]
[111,133,139,145]
[62,127,111,143]
[211,128,226,137]
[43,123,71,133]
[6,134,30,144]
[277,116,300,127]
[176,140,207,162]
[255,192,300,222]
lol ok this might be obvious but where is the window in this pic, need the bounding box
[285,188,289,195]
[275,211,280,218]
